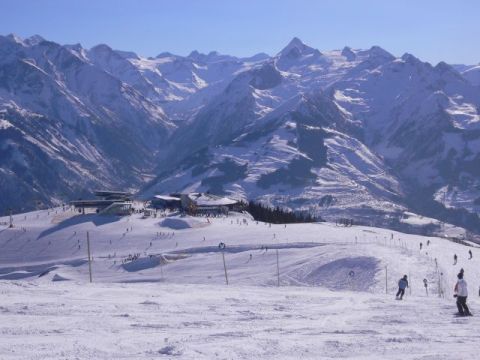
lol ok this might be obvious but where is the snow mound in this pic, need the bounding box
[303,256,379,291]
[122,257,161,272]
[52,273,70,282]
[159,217,209,230]
[156,345,183,356]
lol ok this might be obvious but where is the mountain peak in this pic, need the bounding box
[341,46,356,61]
[188,50,203,59]
[435,61,451,71]
[90,43,113,53]
[368,45,394,61]
[400,53,423,65]
[25,34,45,46]
[280,37,305,53]
[277,37,321,58]
[5,33,24,44]
[434,61,462,79]
[287,36,304,48]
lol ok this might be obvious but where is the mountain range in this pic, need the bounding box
[1,34,479,233]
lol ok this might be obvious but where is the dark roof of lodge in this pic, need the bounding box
[94,190,132,197]
[70,199,131,207]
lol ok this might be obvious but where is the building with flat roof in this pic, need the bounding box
[151,195,182,210]
[71,190,133,215]
[151,192,241,215]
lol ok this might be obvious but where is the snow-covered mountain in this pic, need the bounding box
[1,34,480,233]
[0,34,174,211]
[143,38,480,232]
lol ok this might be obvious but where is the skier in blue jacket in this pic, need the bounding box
[396,275,409,300]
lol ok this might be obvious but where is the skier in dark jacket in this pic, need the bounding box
[396,275,409,300]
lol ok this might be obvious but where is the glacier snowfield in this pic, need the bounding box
[1,207,480,359]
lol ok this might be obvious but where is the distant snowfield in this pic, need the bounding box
[1,207,480,359]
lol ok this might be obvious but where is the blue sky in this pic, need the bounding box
[1,0,479,65]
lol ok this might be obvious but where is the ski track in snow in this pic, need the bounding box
[0,207,480,359]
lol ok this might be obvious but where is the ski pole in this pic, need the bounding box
[87,231,93,283]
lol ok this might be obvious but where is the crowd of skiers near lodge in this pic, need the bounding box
[396,241,475,317]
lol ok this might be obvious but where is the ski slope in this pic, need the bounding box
[1,207,480,359]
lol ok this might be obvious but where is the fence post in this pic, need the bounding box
[385,265,388,294]
[9,208,14,228]
[276,249,280,287]
[87,231,93,283]
[409,272,412,295]
[438,272,441,298]
[160,254,164,279]
[219,243,228,285]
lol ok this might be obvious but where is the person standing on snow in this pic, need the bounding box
[454,272,472,316]
[396,275,409,300]
[454,254,458,265]
[468,250,473,260]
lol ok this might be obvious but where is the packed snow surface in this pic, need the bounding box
[1,207,480,359]
[2,281,480,360]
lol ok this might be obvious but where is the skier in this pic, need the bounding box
[420,242,423,250]
[469,250,473,260]
[396,275,409,300]
[453,254,458,265]
[427,240,430,246]
[454,272,472,316]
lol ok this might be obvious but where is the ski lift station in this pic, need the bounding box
[70,191,240,216]
[70,191,133,215]
[152,193,240,214]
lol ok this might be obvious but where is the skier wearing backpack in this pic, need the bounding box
[396,275,409,300]
[454,272,472,316]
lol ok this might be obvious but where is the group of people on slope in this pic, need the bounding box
[453,250,473,265]
[395,270,472,317]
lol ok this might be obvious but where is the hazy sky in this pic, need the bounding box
[2,0,479,65]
